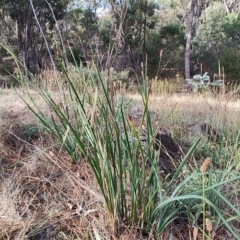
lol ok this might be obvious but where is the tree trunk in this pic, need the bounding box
[16,21,23,59]
[24,9,31,76]
[185,0,197,80]
[223,0,231,15]
[193,0,201,37]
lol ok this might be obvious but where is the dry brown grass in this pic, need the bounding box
[0,130,111,239]
[126,92,240,150]
[127,92,240,123]
[0,88,111,239]
[0,88,239,239]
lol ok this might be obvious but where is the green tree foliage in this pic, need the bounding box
[80,8,98,41]
[222,14,240,49]
[67,7,98,40]
[6,0,68,30]
[214,48,240,81]
[192,3,226,63]
[192,2,240,80]
[222,0,240,14]
[98,10,116,47]
[146,23,185,75]
[65,6,98,64]
[103,0,157,70]
[127,0,157,53]
[66,8,83,37]
[1,0,69,74]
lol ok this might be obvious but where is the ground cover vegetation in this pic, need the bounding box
[0,0,240,239]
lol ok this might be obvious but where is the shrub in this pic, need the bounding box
[65,45,86,66]
[186,72,223,92]
[213,48,240,82]
[146,23,185,73]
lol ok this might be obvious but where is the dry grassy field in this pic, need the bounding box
[1,86,240,239]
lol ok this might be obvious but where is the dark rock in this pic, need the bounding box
[155,129,179,174]
[155,129,179,158]
[140,128,179,174]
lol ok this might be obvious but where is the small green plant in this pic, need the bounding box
[18,123,41,143]
[186,72,223,92]
[65,45,86,66]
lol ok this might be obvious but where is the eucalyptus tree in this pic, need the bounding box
[177,0,240,79]
[0,0,70,75]
[66,6,99,62]
[157,0,204,79]
[127,0,157,65]
[66,7,98,43]
[192,2,240,80]
[107,0,157,70]
[184,0,197,80]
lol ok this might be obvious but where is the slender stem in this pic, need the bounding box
[29,0,55,70]
[202,173,206,240]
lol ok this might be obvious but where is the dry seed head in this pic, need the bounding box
[200,157,211,172]
[148,81,152,94]
[128,115,133,122]
[205,218,213,232]
[160,49,163,58]
[193,226,198,240]
[141,124,146,131]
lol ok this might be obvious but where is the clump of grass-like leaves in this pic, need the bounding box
[2,39,240,238]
